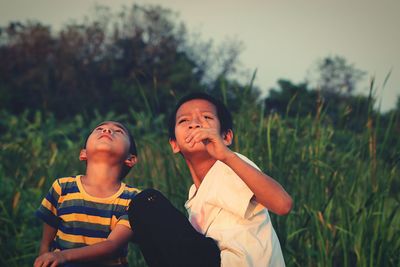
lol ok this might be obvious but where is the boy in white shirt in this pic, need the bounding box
[128,92,292,267]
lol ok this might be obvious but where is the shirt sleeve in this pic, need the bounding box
[35,179,62,228]
[213,169,254,219]
[116,188,140,229]
[206,154,263,219]
[116,198,132,229]
[116,210,131,229]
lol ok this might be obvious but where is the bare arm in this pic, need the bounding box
[34,224,133,267]
[186,108,293,215]
[221,152,292,215]
[38,223,57,256]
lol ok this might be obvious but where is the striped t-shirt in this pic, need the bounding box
[36,175,140,266]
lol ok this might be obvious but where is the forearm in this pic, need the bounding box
[39,244,50,256]
[34,225,133,267]
[222,152,293,215]
[39,223,57,255]
[60,239,119,262]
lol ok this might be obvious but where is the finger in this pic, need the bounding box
[188,131,213,147]
[187,132,200,147]
[185,132,194,143]
[194,128,223,145]
[35,257,46,267]
[188,131,203,147]
[187,129,206,142]
[34,258,44,267]
[50,261,58,267]
[186,127,203,141]
[195,108,211,128]
[185,127,207,142]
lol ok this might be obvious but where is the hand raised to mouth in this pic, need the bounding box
[185,108,234,162]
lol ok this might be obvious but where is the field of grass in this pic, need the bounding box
[0,96,399,266]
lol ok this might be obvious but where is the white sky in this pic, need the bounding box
[1,0,399,111]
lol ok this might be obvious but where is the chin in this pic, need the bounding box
[181,144,208,155]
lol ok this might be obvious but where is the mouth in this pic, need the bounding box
[99,134,113,141]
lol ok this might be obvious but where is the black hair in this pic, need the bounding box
[83,121,137,179]
[168,92,233,140]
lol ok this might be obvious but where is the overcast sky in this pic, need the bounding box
[1,0,399,111]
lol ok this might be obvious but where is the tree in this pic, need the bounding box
[264,78,372,132]
[308,55,366,96]
[0,4,246,120]
[264,79,317,117]
[0,22,55,114]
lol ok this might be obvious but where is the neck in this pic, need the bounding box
[84,162,122,187]
[185,153,217,188]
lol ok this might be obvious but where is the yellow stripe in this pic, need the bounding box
[58,177,76,184]
[125,187,141,194]
[62,191,132,207]
[61,213,112,225]
[57,230,104,245]
[61,192,82,202]
[117,219,131,229]
[52,180,62,196]
[42,198,57,215]
[113,198,130,208]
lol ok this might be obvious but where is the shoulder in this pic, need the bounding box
[234,152,261,171]
[210,153,260,183]
[51,175,80,195]
[120,183,141,200]
[56,176,79,185]
[207,153,261,197]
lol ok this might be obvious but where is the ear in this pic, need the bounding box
[79,149,87,161]
[222,129,233,146]
[124,154,138,168]
[169,138,181,154]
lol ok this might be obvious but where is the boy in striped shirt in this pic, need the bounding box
[35,121,139,267]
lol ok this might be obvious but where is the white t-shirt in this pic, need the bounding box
[185,153,285,267]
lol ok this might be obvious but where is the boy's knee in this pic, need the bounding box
[133,188,164,204]
[128,189,172,241]
[128,189,166,219]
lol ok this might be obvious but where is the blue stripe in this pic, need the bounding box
[52,239,61,250]
[36,210,60,228]
[62,185,80,195]
[119,191,137,199]
[59,224,110,239]
[45,192,58,208]
[58,206,125,218]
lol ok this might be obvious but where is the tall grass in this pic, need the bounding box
[0,89,399,266]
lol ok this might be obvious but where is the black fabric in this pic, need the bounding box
[128,189,221,267]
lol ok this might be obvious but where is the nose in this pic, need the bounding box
[102,127,112,134]
[188,118,201,129]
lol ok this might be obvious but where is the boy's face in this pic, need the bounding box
[169,99,222,154]
[80,121,135,167]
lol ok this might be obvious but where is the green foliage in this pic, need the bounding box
[0,4,243,120]
[1,86,399,266]
[1,3,399,267]
[265,79,381,132]
[239,88,399,266]
[309,55,366,95]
